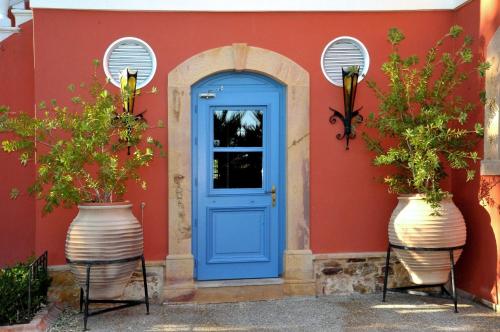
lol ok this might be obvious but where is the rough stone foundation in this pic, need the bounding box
[48,262,165,307]
[314,253,411,295]
[48,254,412,305]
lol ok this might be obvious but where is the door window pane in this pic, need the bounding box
[213,152,263,188]
[213,109,263,147]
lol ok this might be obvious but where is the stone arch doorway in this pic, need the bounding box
[165,44,312,300]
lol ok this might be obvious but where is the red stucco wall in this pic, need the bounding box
[2,1,497,308]
[0,21,36,266]
[453,0,500,306]
[30,9,456,265]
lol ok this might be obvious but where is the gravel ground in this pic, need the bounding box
[49,293,499,332]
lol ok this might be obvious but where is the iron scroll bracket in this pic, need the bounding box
[66,254,150,331]
[382,243,465,313]
[329,106,364,150]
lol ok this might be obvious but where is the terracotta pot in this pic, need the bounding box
[389,195,466,285]
[65,202,143,299]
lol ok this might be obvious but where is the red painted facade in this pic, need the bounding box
[0,0,498,305]
[0,21,36,266]
[30,9,456,263]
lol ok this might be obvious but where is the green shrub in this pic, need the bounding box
[0,63,163,214]
[0,259,51,326]
[363,25,489,211]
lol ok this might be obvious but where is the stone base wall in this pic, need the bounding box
[314,253,411,295]
[48,253,413,305]
[48,262,165,307]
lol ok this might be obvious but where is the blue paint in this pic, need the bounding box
[192,72,285,280]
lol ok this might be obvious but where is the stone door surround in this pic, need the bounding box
[165,44,313,300]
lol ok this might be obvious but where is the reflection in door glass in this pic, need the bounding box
[213,109,263,147]
[213,152,263,188]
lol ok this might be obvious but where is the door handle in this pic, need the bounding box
[266,185,277,207]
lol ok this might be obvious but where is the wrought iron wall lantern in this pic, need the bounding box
[120,67,137,115]
[329,66,363,150]
[119,67,147,155]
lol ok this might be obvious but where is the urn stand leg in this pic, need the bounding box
[79,288,83,313]
[141,255,150,314]
[382,244,463,312]
[449,250,458,313]
[84,265,91,331]
[382,245,391,302]
[70,255,151,330]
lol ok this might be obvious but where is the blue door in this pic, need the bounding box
[192,72,285,280]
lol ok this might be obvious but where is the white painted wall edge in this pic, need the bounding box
[30,0,471,12]
[456,288,499,312]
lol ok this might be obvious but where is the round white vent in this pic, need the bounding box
[103,37,157,89]
[321,36,369,86]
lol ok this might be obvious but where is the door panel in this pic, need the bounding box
[193,73,284,280]
[207,207,270,263]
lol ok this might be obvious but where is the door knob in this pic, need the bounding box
[266,185,277,207]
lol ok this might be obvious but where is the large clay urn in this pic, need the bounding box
[389,195,466,285]
[65,202,143,299]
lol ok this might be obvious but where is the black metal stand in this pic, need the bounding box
[67,254,150,331]
[382,243,464,313]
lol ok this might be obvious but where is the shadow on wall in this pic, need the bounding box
[454,174,499,306]
[479,176,500,305]
[452,0,500,307]
[479,177,500,214]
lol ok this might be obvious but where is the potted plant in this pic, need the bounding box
[363,26,489,284]
[0,63,163,298]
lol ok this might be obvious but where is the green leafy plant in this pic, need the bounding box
[363,25,489,210]
[0,63,163,213]
[0,258,51,326]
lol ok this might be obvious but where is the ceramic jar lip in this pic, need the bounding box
[78,201,132,209]
[397,193,453,200]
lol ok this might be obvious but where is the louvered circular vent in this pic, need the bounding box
[103,37,157,88]
[321,36,369,86]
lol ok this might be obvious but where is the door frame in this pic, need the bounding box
[191,72,286,279]
[165,44,313,299]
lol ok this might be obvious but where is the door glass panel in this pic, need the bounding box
[213,108,263,147]
[213,152,263,189]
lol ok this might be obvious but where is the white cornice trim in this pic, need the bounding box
[12,9,33,27]
[0,27,20,42]
[30,0,471,12]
